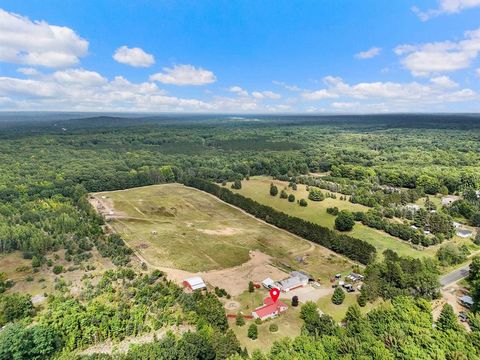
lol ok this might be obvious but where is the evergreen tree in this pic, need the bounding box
[291,296,299,307]
[270,184,278,196]
[332,287,345,305]
[248,281,255,293]
[231,180,242,190]
[247,324,258,340]
[299,199,308,207]
[437,304,461,332]
[357,291,367,307]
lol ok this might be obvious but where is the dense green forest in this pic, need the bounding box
[1,114,480,359]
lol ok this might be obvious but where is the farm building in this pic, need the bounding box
[262,278,275,289]
[183,276,207,291]
[276,271,309,292]
[252,297,288,320]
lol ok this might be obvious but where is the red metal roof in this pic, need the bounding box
[253,297,288,319]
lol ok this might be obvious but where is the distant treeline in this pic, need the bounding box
[184,178,376,264]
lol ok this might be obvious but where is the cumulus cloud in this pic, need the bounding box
[395,28,480,76]
[0,69,214,111]
[355,47,382,59]
[430,76,458,88]
[301,76,476,108]
[17,67,40,76]
[251,90,281,99]
[272,81,303,92]
[413,0,480,21]
[150,64,216,85]
[113,46,155,67]
[0,8,88,67]
[229,86,248,97]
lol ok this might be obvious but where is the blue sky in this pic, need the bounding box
[0,0,479,113]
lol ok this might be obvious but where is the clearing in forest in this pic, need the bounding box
[230,176,435,259]
[90,184,352,283]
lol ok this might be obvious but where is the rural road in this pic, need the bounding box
[440,264,470,287]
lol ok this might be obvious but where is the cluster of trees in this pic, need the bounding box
[448,188,480,226]
[274,296,480,359]
[436,243,469,266]
[362,250,440,301]
[307,187,325,201]
[186,178,376,264]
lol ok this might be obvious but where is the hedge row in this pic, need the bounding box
[184,179,376,265]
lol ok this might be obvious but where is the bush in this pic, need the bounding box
[291,296,299,307]
[299,199,308,207]
[0,294,35,325]
[327,207,339,216]
[231,180,242,189]
[270,184,278,196]
[335,211,355,231]
[308,187,325,201]
[280,189,288,199]
[247,324,258,339]
[357,291,367,307]
[288,194,295,202]
[52,265,63,275]
[236,314,245,326]
[269,324,278,332]
[332,287,345,305]
[248,281,254,293]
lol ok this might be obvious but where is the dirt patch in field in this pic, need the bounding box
[196,227,242,236]
[158,251,289,296]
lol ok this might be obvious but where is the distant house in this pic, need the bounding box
[276,271,309,292]
[262,278,275,289]
[459,295,474,308]
[183,276,207,291]
[441,195,461,206]
[453,222,462,229]
[252,297,288,320]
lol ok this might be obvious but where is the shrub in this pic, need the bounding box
[247,324,258,339]
[248,281,254,293]
[236,314,245,326]
[231,180,242,189]
[269,324,278,332]
[308,187,325,201]
[288,194,295,202]
[327,207,339,216]
[299,199,308,207]
[270,184,278,196]
[52,265,63,275]
[335,211,355,231]
[291,296,299,307]
[280,189,288,199]
[332,287,345,305]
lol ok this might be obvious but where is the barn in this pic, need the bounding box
[183,276,207,291]
[252,297,288,320]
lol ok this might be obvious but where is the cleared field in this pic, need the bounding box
[91,184,352,281]
[317,293,384,322]
[230,176,433,259]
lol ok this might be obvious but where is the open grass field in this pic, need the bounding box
[229,176,432,259]
[317,292,384,322]
[90,184,353,281]
[228,289,303,354]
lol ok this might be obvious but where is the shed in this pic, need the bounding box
[183,276,207,291]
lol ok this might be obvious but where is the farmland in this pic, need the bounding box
[91,184,353,281]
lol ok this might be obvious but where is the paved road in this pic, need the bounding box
[440,264,470,287]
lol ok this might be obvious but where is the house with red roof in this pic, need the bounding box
[251,297,288,321]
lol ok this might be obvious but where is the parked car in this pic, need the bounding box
[458,312,468,322]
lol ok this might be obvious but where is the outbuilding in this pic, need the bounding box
[459,295,474,308]
[262,278,275,289]
[183,276,207,291]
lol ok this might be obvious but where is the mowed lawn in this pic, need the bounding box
[230,177,432,259]
[92,184,352,275]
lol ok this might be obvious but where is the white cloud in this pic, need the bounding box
[150,64,216,85]
[355,47,382,59]
[272,81,303,92]
[17,67,40,76]
[0,8,88,67]
[413,0,480,21]
[301,76,477,107]
[332,102,359,109]
[476,68,480,77]
[302,89,338,100]
[0,69,214,112]
[251,90,281,99]
[395,28,480,76]
[430,76,458,88]
[229,86,248,97]
[113,46,155,67]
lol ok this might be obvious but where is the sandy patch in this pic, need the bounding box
[157,251,289,296]
[196,227,242,236]
[279,285,332,304]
